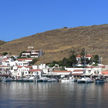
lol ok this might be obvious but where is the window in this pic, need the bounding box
[88,70,91,73]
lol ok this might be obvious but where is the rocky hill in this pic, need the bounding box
[0,24,108,64]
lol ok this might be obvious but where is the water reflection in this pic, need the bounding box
[0,82,108,108]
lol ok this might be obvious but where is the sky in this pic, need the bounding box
[0,0,108,41]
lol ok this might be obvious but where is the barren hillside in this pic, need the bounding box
[0,24,108,64]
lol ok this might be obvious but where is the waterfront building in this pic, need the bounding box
[51,70,71,76]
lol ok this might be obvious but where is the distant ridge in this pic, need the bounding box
[0,24,108,64]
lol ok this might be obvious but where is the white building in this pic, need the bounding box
[65,65,105,76]
[29,69,42,77]
[21,50,43,58]
[16,58,33,66]
[51,70,71,76]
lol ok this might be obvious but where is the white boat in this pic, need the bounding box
[2,77,13,82]
[60,78,70,83]
[47,78,57,82]
[60,76,76,83]
[29,76,36,81]
[77,77,93,83]
[69,76,77,82]
[37,77,49,82]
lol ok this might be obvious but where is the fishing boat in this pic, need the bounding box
[95,76,105,84]
[60,78,70,83]
[95,78,104,84]
[77,77,93,83]
[60,76,76,83]
[47,78,57,82]
[28,76,37,82]
[2,77,13,82]
[37,77,49,82]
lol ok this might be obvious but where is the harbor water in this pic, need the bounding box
[0,82,108,108]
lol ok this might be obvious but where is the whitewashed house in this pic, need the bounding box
[2,58,16,66]
[32,64,49,74]
[17,66,32,77]
[51,70,71,76]
[65,65,105,76]
[29,69,42,77]
[11,66,32,78]
[21,49,43,58]
[16,58,32,66]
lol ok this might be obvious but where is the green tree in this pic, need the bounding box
[61,58,68,66]
[19,51,26,57]
[93,55,99,65]
[10,56,16,61]
[2,52,8,56]
[30,58,38,65]
[69,54,77,67]
[80,48,86,57]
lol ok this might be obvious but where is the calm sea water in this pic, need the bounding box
[0,82,108,108]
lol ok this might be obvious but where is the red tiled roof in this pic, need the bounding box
[29,69,42,72]
[73,70,84,72]
[102,70,108,75]
[76,55,81,57]
[17,66,32,68]
[17,58,33,61]
[53,70,71,73]
[99,66,105,68]
[0,65,9,67]
[2,58,9,61]
[86,54,92,57]
[86,66,94,68]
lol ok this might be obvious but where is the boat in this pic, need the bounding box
[69,76,77,82]
[60,76,77,83]
[77,77,93,83]
[16,77,30,82]
[2,77,13,82]
[47,78,57,82]
[95,76,105,84]
[95,78,105,84]
[28,76,37,82]
[60,78,70,83]
[37,77,49,82]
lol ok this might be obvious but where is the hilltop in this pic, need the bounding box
[0,24,108,64]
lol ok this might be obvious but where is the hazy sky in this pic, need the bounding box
[0,0,108,41]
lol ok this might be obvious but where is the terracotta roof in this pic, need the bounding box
[0,65,9,67]
[76,54,92,58]
[86,54,92,57]
[99,66,105,68]
[73,70,84,72]
[29,69,42,72]
[53,70,71,73]
[101,70,108,75]
[17,66,32,68]
[2,58,9,61]
[76,55,81,57]
[17,58,33,61]
[86,66,94,68]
